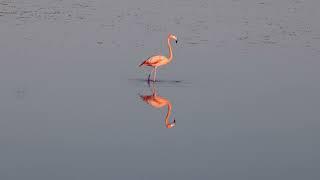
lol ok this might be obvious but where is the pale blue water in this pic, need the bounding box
[0,0,320,179]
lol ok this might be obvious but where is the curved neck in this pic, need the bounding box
[165,103,172,127]
[167,38,173,61]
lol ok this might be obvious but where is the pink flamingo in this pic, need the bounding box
[139,34,178,82]
[139,83,176,128]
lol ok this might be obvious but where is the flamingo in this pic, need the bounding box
[139,83,176,128]
[139,34,178,82]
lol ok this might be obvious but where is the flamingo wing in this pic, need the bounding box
[139,55,166,66]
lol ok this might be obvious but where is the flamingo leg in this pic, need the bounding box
[147,72,151,82]
[148,68,154,82]
[153,67,157,82]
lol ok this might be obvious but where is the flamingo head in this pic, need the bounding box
[169,34,178,43]
[166,118,176,129]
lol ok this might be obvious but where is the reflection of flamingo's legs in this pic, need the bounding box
[153,67,157,82]
[151,81,157,96]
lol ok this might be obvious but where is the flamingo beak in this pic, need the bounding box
[176,40,178,43]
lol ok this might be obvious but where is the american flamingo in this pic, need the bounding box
[139,83,176,128]
[139,34,178,82]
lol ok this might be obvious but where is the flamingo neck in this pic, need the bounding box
[165,103,172,127]
[167,38,173,61]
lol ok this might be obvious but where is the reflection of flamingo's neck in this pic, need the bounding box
[165,103,174,128]
[167,38,173,61]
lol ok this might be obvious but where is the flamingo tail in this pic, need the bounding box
[139,61,145,67]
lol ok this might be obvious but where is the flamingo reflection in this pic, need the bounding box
[139,83,176,129]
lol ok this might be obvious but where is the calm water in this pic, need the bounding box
[1,0,320,179]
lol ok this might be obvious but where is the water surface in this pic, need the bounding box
[1,0,320,179]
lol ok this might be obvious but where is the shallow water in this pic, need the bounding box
[1,0,320,179]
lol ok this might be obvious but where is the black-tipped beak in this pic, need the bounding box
[176,40,178,43]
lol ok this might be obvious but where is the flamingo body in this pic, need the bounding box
[139,55,170,67]
[140,94,170,108]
